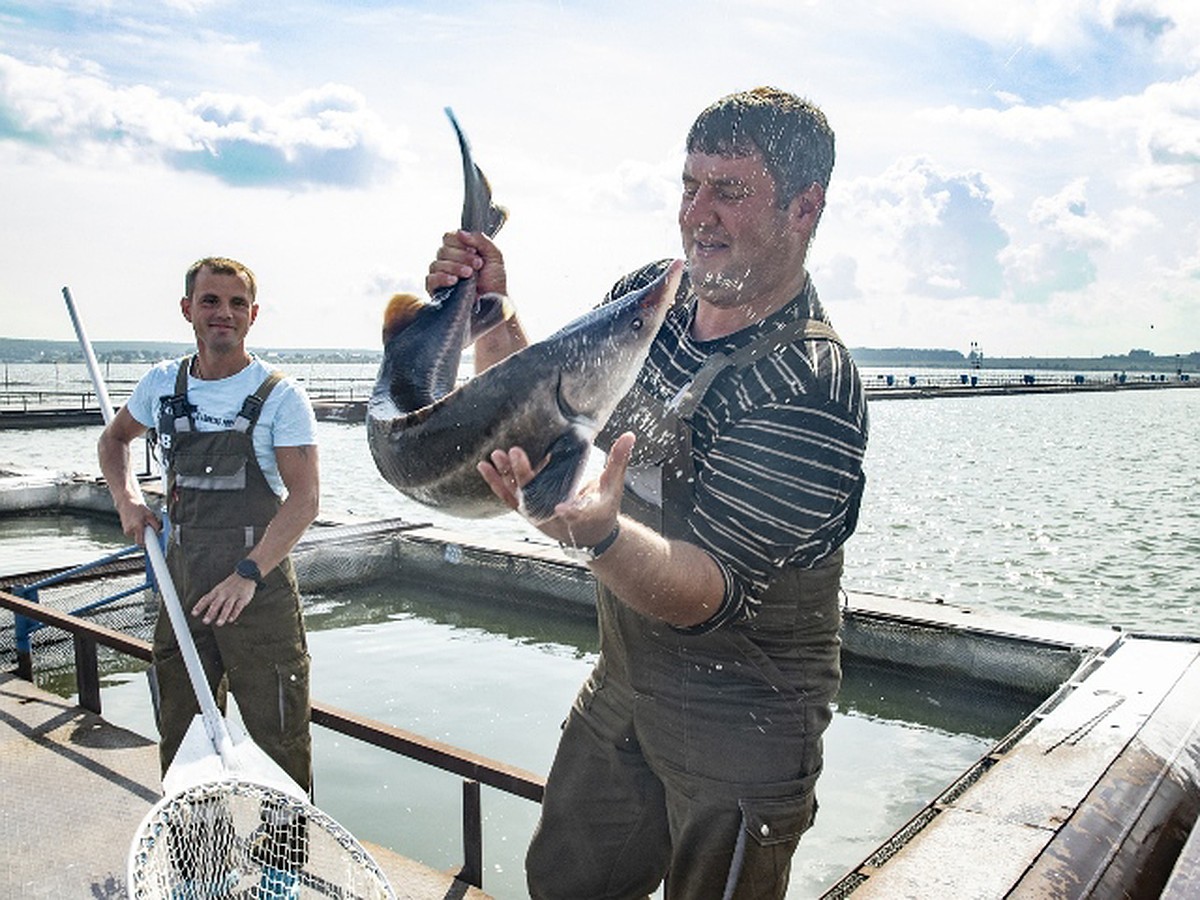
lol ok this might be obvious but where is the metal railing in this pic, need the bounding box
[0,585,544,890]
[6,545,154,680]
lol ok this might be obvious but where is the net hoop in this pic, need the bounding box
[127,776,396,899]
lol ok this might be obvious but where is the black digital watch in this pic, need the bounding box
[234,558,264,585]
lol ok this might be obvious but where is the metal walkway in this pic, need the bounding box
[0,672,490,899]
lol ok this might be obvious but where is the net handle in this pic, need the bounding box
[62,286,236,767]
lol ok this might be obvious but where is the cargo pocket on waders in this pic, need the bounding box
[721,792,818,900]
[172,452,248,491]
[275,655,311,742]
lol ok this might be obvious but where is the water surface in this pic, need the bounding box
[3,364,1198,897]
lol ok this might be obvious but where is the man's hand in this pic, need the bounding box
[425,229,508,298]
[427,229,527,372]
[116,501,162,546]
[478,431,635,549]
[191,571,258,627]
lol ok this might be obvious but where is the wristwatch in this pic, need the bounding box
[559,522,621,563]
[234,558,264,585]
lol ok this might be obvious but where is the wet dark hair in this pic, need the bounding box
[185,256,257,301]
[687,86,835,206]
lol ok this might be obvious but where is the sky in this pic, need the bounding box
[1,0,1198,359]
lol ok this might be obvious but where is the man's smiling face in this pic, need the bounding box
[678,147,796,313]
[181,266,258,354]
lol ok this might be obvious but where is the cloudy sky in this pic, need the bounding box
[2,0,1197,358]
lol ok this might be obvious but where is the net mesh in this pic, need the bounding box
[128,778,394,900]
[0,567,155,667]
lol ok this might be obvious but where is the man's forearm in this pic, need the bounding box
[473,314,528,373]
[97,416,146,515]
[248,486,318,576]
[589,516,726,628]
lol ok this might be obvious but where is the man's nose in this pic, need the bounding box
[680,188,716,227]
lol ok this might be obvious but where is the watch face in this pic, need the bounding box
[236,558,262,583]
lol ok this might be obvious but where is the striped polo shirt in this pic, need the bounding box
[604,260,869,631]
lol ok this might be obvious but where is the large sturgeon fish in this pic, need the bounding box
[367,110,681,520]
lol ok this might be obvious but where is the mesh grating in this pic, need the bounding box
[1,572,157,665]
[2,519,598,672]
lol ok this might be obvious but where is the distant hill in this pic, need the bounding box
[2,337,1196,372]
[852,346,1200,373]
[0,337,381,365]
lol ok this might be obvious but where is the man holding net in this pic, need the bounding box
[98,256,320,896]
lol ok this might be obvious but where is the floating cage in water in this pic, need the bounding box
[0,518,597,672]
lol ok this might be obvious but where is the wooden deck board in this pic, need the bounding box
[838,637,1200,898]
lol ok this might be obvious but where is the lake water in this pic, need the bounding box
[2,362,1199,897]
[4,361,1196,633]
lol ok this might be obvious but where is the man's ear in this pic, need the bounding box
[180,296,192,322]
[790,182,825,230]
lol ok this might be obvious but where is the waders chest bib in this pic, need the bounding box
[593,312,845,747]
[150,359,311,790]
[534,308,847,898]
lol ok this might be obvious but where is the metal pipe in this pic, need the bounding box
[61,285,236,768]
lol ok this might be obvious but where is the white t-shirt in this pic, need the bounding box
[126,356,317,498]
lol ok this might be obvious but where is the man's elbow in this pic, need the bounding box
[298,486,320,526]
[96,426,116,456]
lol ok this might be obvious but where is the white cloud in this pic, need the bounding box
[0,53,406,188]
[812,254,863,302]
[1000,240,1097,304]
[887,0,1199,61]
[1028,178,1107,246]
[1028,178,1161,251]
[838,157,1009,299]
[587,156,679,216]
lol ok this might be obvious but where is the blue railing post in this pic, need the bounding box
[8,544,149,680]
[13,585,38,680]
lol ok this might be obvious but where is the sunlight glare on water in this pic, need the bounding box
[848,387,1199,633]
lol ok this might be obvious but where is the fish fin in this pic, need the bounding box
[518,431,591,522]
[480,197,508,238]
[383,293,428,343]
[464,292,514,347]
[445,107,508,238]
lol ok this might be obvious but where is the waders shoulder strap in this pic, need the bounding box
[661,318,846,539]
[232,370,285,434]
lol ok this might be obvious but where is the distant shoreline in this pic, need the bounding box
[3,375,1194,430]
[1,336,1197,375]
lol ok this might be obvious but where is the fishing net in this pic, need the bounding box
[128,778,395,900]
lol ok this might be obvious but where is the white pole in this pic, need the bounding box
[62,286,235,767]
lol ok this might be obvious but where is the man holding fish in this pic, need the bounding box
[427,87,868,899]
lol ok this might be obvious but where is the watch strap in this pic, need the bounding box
[235,557,264,585]
[560,522,621,562]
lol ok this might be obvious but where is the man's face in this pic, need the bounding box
[181,266,258,352]
[678,148,797,311]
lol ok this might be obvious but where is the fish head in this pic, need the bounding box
[553,260,684,426]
